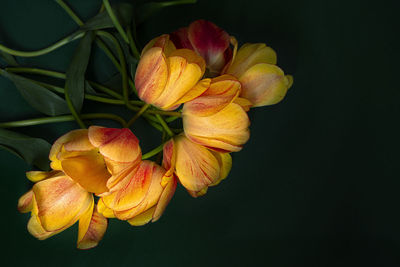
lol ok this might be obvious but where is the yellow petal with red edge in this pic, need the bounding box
[127,206,156,226]
[239,63,289,107]
[183,75,240,117]
[97,198,115,218]
[33,175,92,232]
[183,102,250,152]
[174,78,211,105]
[61,150,110,194]
[141,34,176,57]
[153,49,205,110]
[174,135,220,193]
[104,164,139,195]
[152,175,177,222]
[102,161,155,211]
[113,161,165,220]
[49,129,90,162]
[162,139,176,181]
[77,204,108,250]
[209,152,232,186]
[18,190,33,213]
[135,47,168,104]
[88,126,141,163]
[226,43,277,77]
[234,97,252,112]
[26,170,62,182]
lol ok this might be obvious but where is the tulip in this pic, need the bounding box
[163,135,232,197]
[17,171,107,249]
[49,126,142,195]
[135,34,210,110]
[224,43,293,107]
[170,19,232,75]
[99,160,177,225]
[182,75,250,152]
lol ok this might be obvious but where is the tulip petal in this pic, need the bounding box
[170,27,194,50]
[127,206,156,226]
[61,150,111,194]
[209,152,232,186]
[141,34,176,57]
[18,190,33,213]
[77,204,108,250]
[153,49,205,110]
[233,97,252,112]
[26,170,62,182]
[97,198,115,218]
[88,126,141,163]
[27,214,60,240]
[33,175,92,232]
[226,43,277,77]
[49,129,90,162]
[162,139,176,181]
[183,75,241,117]
[239,63,289,107]
[152,175,177,221]
[174,78,211,105]
[183,103,250,152]
[135,47,168,104]
[77,198,94,245]
[174,136,220,193]
[188,20,230,73]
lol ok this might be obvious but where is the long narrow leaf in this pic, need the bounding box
[0,129,51,170]
[0,69,70,116]
[65,32,94,112]
[0,51,18,67]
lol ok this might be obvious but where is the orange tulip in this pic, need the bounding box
[49,126,142,195]
[135,34,210,110]
[170,20,232,75]
[182,75,250,152]
[224,43,293,107]
[17,171,107,249]
[163,135,232,197]
[98,160,177,225]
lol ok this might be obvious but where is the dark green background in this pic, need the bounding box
[0,0,399,266]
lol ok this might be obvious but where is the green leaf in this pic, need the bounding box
[81,3,134,31]
[65,32,94,112]
[0,69,70,116]
[0,51,18,67]
[0,129,51,170]
[136,0,197,24]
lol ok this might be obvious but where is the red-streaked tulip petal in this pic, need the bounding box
[174,78,211,105]
[183,103,250,152]
[188,20,230,73]
[153,49,205,110]
[152,175,177,221]
[141,34,176,57]
[209,152,232,186]
[127,206,156,226]
[234,97,252,112]
[170,27,194,50]
[33,175,92,232]
[102,161,157,211]
[27,214,60,240]
[49,129,90,162]
[77,204,108,250]
[61,151,110,194]
[174,136,220,193]
[183,75,240,117]
[26,170,62,182]
[18,190,33,213]
[239,63,290,107]
[162,139,176,179]
[88,126,141,163]
[135,47,168,104]
[226,43,277,77]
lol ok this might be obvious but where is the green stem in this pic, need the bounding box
[55,0,84,26]
[142,142,165,160]
[155,114,174,137]
[0,31,84,57]
[65,84,86,129]
[102,0,129,43]
[160,0,197,7]
[126,103,150,128]
[127,26,140,60]
[0,113,127,128]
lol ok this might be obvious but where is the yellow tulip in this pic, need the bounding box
[224,43,293,107]
[99,160,177,225]
[163,135,232,197]
[135,34,210,110]
[182,75,250,152]
[17,171,107,249]
[49,126,142,195]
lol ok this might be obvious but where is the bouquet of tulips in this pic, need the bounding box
[0,0,292,249]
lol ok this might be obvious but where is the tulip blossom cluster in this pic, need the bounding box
[18,20,292,249]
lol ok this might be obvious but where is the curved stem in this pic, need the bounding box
[155,114,174,137]
[55,0,84,26]
[102,0,129,43]
[127,26,140,60]
[0,31,84,57]
[142,142,165,160]
[126,103,150,128]
[64,84,86,129]
[0,113,127,128]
